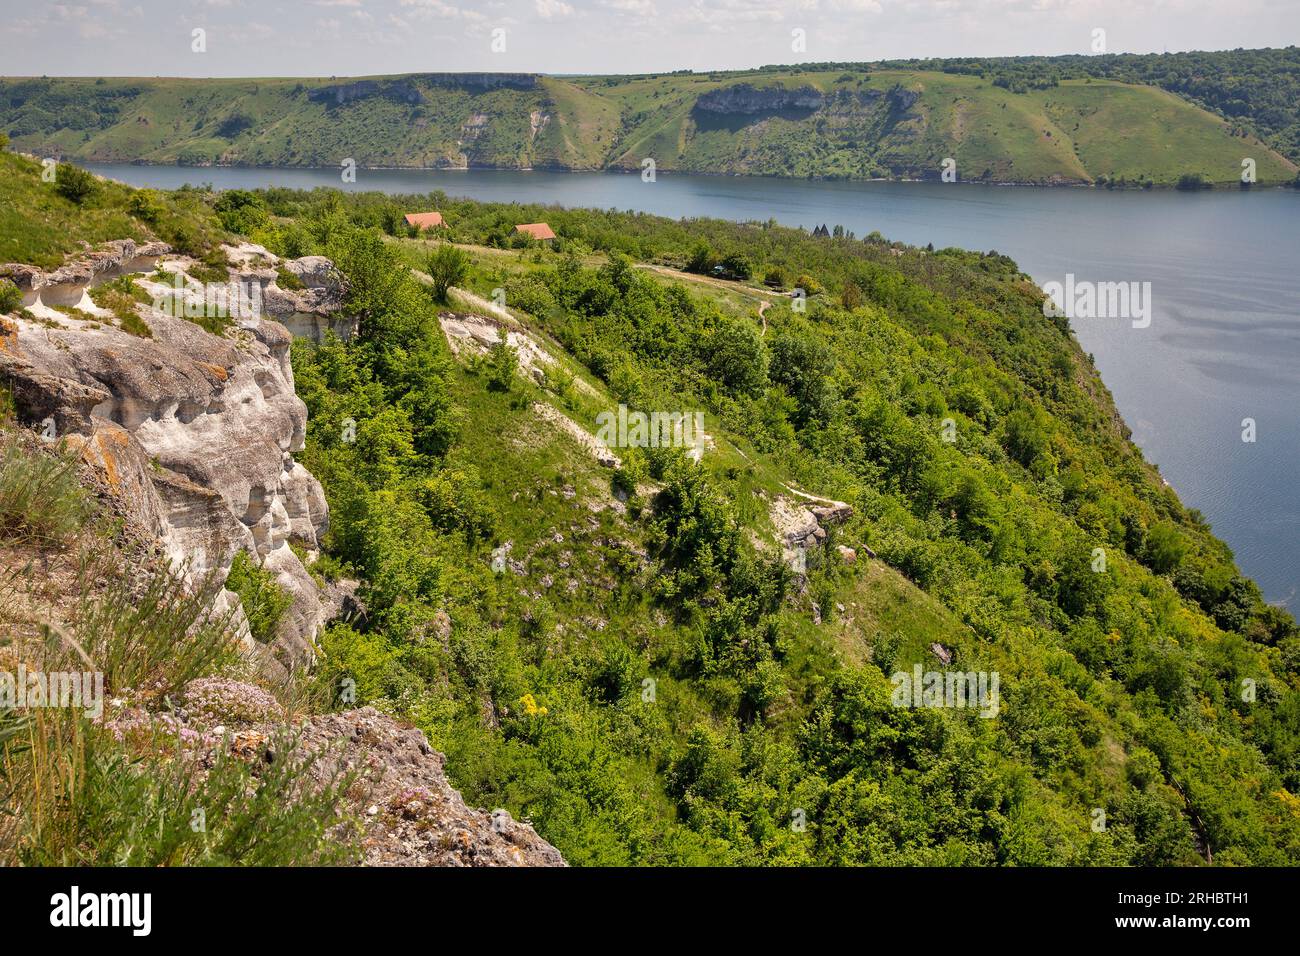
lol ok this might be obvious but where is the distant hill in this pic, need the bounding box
[3,51,1298,186]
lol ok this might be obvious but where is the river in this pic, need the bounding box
[85,163,1300,605]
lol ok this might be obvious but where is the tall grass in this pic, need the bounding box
[65,557,240,701]
[12,717,359,866]
[0,437,94,544]
[0,438,360,866]
[1,561,359,865]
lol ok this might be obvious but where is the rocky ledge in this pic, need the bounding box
[694,83,826,115]
[104,678,566,866]
[0,240,350,674]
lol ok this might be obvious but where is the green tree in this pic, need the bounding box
[720,252,752,280]
[54,163,96,204]
[426,244,470,302]
[213,189,269,234]
[486,338,518,392]
[704,316,768,397]
[686,241,715,275]
[224,550,292,644]
[1144,521,1188,575]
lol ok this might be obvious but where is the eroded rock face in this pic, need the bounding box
[306,79,424,107]
[767,487,854,581]
[0,245,343,673]
[1,239,170,311]
[694,83,825,115]
[293,707,566,867]
[224,243,355,343]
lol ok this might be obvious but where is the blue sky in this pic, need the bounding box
[1,0,1297,77]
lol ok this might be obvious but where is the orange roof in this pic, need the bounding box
[404,212,444,229]
[514,222,556,241]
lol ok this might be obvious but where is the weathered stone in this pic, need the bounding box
[2,249,344,672]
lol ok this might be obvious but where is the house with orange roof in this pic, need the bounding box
[404,211,444,231]
[514,222,556,241]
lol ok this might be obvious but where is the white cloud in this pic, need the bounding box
[535,0,576,19]
[399,0,465,17]
[600,0,658,14]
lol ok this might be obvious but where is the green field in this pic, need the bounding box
[2,65,1295,186]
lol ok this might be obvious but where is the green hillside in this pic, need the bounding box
[3,60,1296,185]
[0,74,613,172]
[7,151,1300,868]
[36,157,1280,864]
[5,151,1300,866]
[0,141,224,267]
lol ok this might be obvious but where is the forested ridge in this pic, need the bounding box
[4,47,1299,185]
[871,47,1300,164]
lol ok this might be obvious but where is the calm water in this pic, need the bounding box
[87,164,1300,605]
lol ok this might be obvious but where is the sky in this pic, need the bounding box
[1,0,1297,77]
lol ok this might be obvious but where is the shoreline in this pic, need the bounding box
[76,159,1299,192]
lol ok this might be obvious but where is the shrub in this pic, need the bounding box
[214,190,269,235]
[0,278,21,314]
[704,316,768,397]
[426,244,469,302]
[276,265,305,290]
[89,276,152,338]
[0,438,93,543]
[686,241,715,274]
[127,189,165,224]
[719,252,752,280]
[53,163,96,204]
[225,550,293,645]
[1144,521,1188,575]
[486,338,518,392]
[793,272,820,295]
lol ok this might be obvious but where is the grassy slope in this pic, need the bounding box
[0,151,223,267]
[588,69,1294,184]
[383,240,1002,860]
[3,69,1295,184]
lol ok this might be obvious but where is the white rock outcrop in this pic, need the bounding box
[0,242,345,674]
[226,242,356,343]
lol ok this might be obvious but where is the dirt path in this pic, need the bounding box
[782,483,851,510]
[634,262,784,302]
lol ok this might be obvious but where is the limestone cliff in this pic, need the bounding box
[694,82,826,114]
[0,239,346,674]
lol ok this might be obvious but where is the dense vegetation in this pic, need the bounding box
[5,51,1299,185]
[221,182,1300,864]
[4,154,1298,866]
